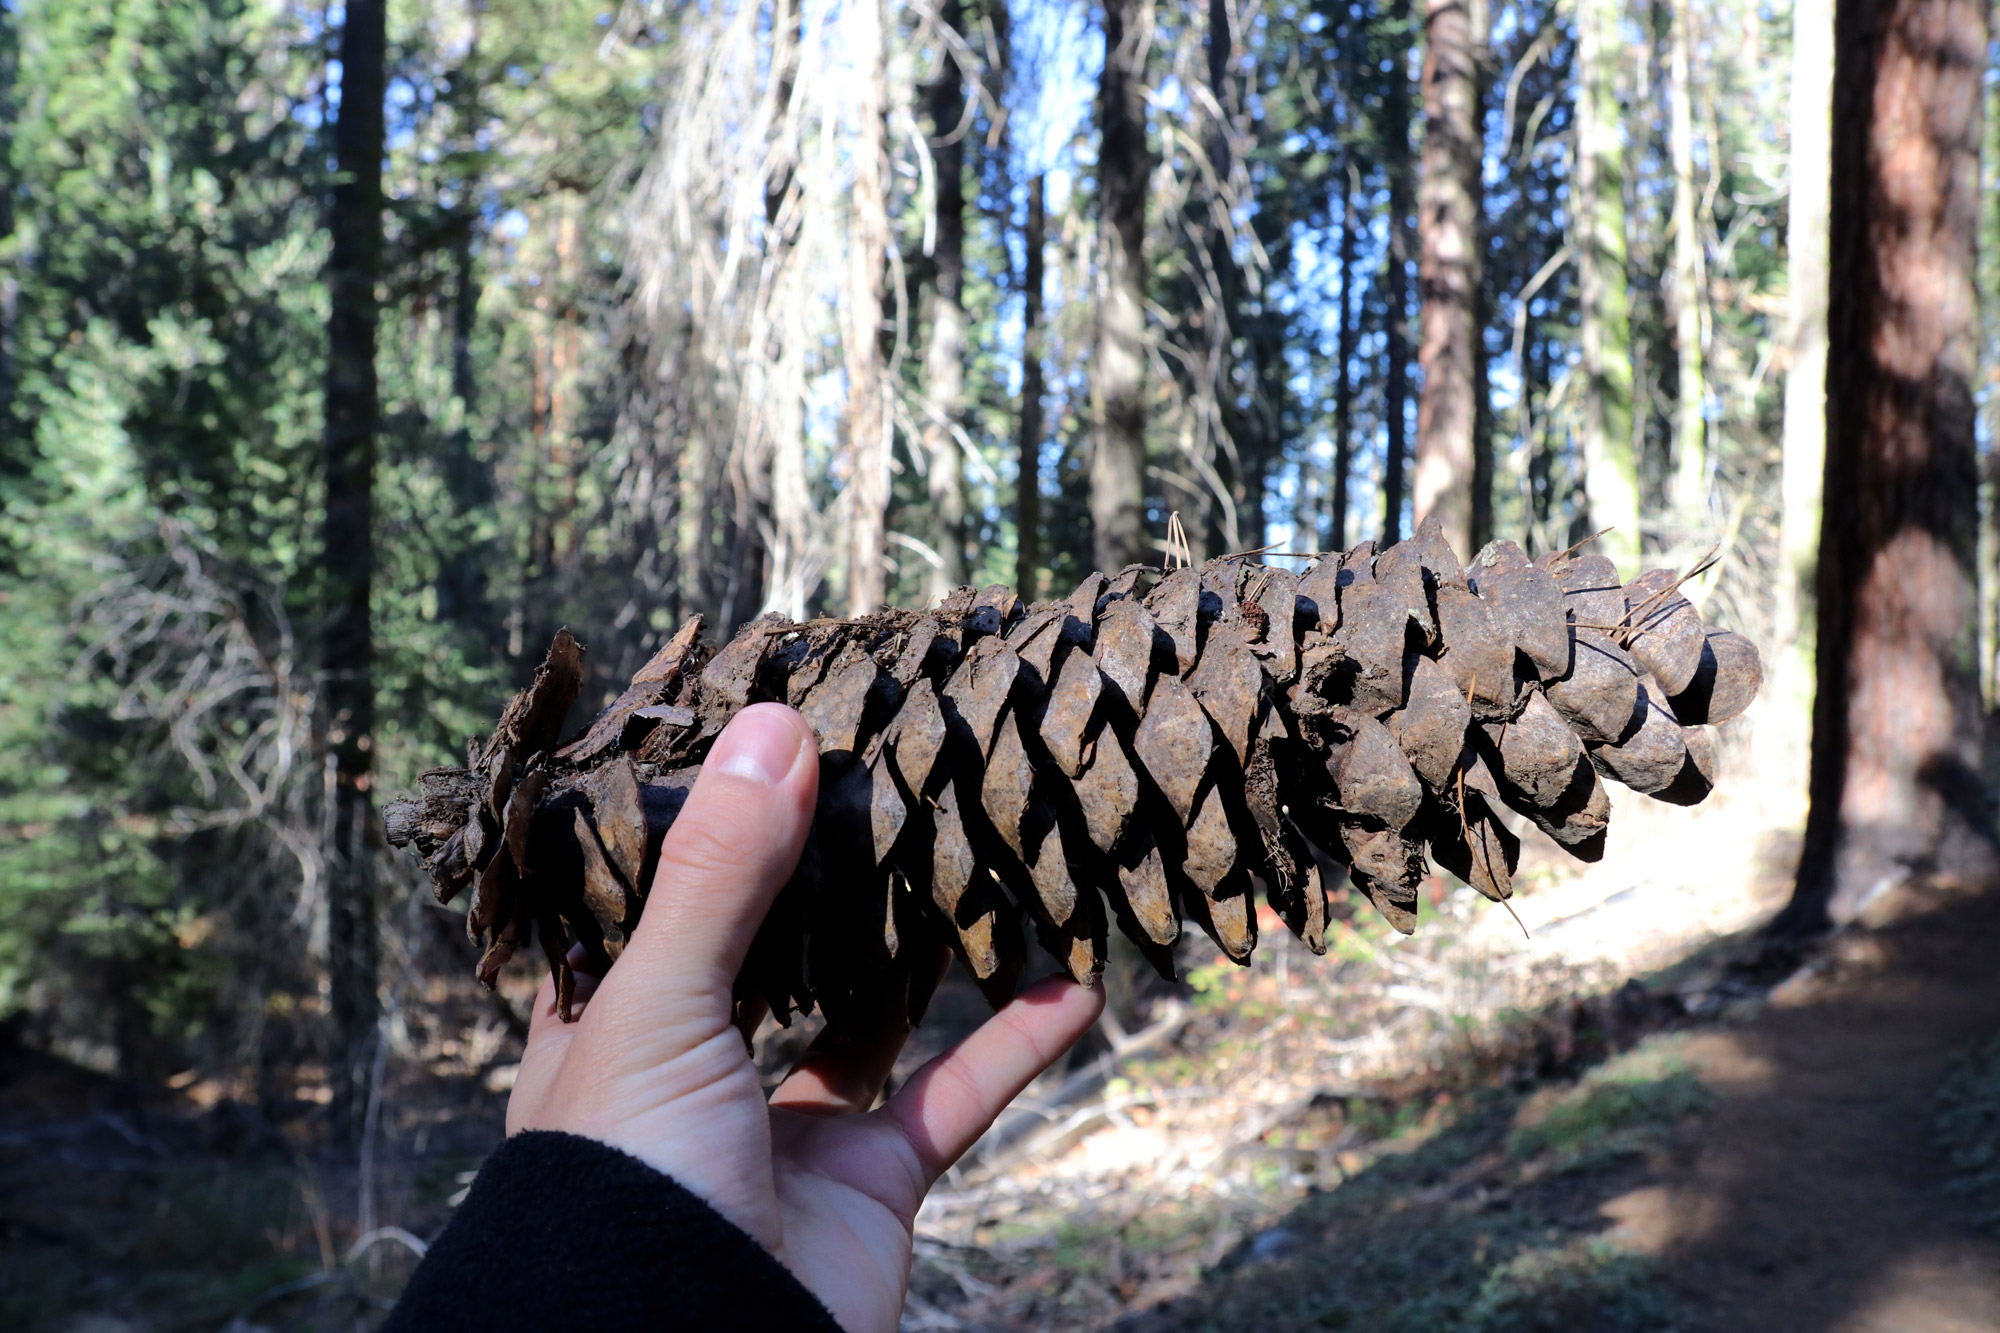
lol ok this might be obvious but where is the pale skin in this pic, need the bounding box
[506,702,1107,1333]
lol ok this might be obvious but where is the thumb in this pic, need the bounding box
[586,704,819,1049]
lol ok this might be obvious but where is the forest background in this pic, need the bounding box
[0,0,1995,1280]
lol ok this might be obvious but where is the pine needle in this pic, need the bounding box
[1549,527,1613,562]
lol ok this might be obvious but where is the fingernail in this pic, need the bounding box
[710,704,807,786]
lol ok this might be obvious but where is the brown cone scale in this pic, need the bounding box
[386,521,1762,1026]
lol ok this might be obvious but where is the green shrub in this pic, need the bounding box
[1936,1033,2000,1232]
[1507,1038,1710,1165]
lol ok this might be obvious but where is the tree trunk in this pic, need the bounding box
[1469,0,1492,552]
[844,0,892,615]
[768,0,802,227]
[1382,2,1415,547]
[1778,0,1832,656]
[1414,0,1483,556]
[1092,0,1151,572]
[1667,0,1706,537]
[437,114,496,638]
[920,0,970,598]
[718,0,808,637]
[1239,311,1287,559]
[1982,46,2000,706]
[1760,0,1835,788]
[1017,175,1047,600]
[322,0,386,1140]
[446,17,482,427]
[1528,328,1554,541]
[1333,159,1360,549]
[1780,0,1995,933]
[1205,0,1253,558]
[1573,0,1639,573]
[451,233,478,417]
[0,3,15,429]
[1471,249,1494,551]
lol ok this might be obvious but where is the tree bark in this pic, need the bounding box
[716,0,808,636]
[1471,248,1494,551]
[1528,328,1554,539]
[437,42,495,639]
[1092,0,1151,571]
[1381,2,1415,547]
[1758,0,1835,788]
[1414,0,1483,556]
[1017,175,1047,600]
[1469,0,1492,552]
[1333,159,1360,549]
[1573,0,1638,573]
[844,0,892,615]
[768,0,802,228]
[920,0,970,598]
[1667,0,1706,536]
[1778,0,1833,652]
[1780,0,1995,933]
[0,4,15,429]
[1205,0,1254,558]
[322,0,386,1139]
[1981,45,2000,706]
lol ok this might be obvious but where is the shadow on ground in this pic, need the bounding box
[0,1014,511,1332]
[1094,882,2000,1333]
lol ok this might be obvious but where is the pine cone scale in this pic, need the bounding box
[1185,621,1264,767]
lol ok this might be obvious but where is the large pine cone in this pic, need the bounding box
[386,520,1762,1029]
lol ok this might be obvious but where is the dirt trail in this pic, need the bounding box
[957,876,2000,1333]
[1619,883,2000,1333]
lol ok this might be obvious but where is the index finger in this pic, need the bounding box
[877,974,1105,1185]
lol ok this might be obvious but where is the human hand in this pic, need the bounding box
[505,702,1106,1333]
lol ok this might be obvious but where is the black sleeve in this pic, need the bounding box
[382,1130,845,1333]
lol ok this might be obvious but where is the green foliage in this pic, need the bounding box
[6,0,323,559]
[1506,1038,1710,1165]
[0,0,668,1087]
[1936,1032,2000,1233]
[1460,1234,1679,1333]
[0,0,327,1077]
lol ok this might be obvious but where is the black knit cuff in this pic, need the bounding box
[383,1130,844,1332]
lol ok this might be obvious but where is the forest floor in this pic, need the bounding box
[5,765,2000,1333]
[899,881,2000,1333]
[896,776,2000,1333]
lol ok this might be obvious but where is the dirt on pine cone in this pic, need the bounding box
[385,518,1762,1033]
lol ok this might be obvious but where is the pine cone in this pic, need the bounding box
[385,519,1762,1029]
